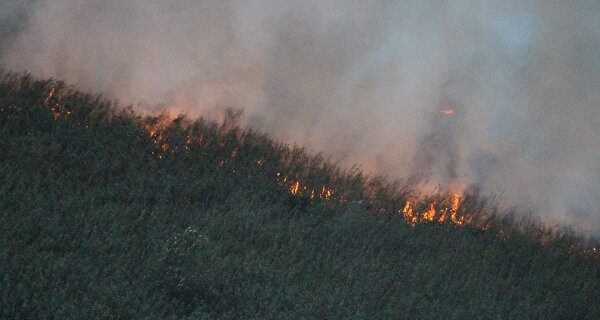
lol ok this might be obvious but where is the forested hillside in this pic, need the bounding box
[1,73,599,319]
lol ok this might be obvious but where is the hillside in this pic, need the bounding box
[1,73,599,319]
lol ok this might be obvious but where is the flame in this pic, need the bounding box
[37,105,595,259]
[321,186,334,200]
[440,108,454,115]
[276,172,336,201]
[449,193,461,224]
[290,181,301,196]
[137,111,474,230]
[397,193,469,227]
[44,88,56,105]
[44,88,73,120]
[402,201,413,223]
[402,201,419,226]
[423,202,436,221]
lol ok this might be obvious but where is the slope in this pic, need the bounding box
[1,73,599,319]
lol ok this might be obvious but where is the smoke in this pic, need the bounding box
[1,0,599,234]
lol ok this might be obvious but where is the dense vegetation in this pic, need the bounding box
[1,73,599,319]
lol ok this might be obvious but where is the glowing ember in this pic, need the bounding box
[277,172,287,183]
[44,88,56,105]
[51,107,61,120]
[320,186,334,200]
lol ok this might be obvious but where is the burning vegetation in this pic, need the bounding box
[439,108,455,115]
[4,73,597,259]
[34,75,600,256]
[135,94,598,261]
[1,74,599,319]
[141,109,485,231]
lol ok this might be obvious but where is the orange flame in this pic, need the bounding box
[402,201,419,226]
[321,186,334,200]
[290,181,301,196]
[423,202,436,221]
[39,106,596,259]
[44,88,56,105]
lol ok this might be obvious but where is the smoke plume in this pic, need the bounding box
[1,0,599,234]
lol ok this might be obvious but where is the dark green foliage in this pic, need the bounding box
[0,72,599,319]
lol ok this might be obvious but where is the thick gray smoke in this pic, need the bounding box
[1,0,599,234]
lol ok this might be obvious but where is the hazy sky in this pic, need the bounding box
[1,0,599,234]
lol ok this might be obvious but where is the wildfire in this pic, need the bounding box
[402,201,419,225]
[136,119,599,256]
[399,193,469,227]
[449,194,465,225]
[321,186,334,200]
[138,114,478,231]
[43,87,73,120]
[440,108,454,115]
[146,126,170,152]
[423,202,436,221]
[34,93,599,262]
[289,181,301,196]
[44,88,56,105]
[277,174,336,201]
